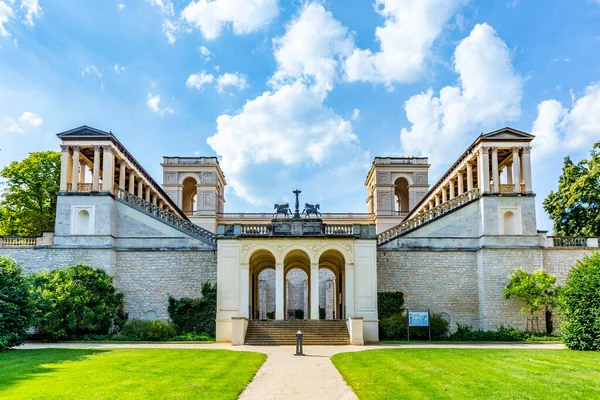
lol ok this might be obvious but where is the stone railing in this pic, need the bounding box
[241,224,271,236]
[378,188,481,245]
[115,188,217,246]
[218,212,373,220]
[325,224,353,235]
[1,237,37,247]
[550,237,596,248]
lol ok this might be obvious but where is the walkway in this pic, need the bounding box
[18,342,564,399]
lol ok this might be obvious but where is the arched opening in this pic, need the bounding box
[249,249,276,320]
[503,211,517,235]
[182,177,198,214]
[284,250,311,320]
[75,209,90,235]
[394,177,409,214]
[319,249,345,320]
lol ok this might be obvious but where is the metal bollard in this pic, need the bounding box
[295,330,304,356]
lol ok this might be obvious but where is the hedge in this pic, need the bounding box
[0,256,31,351]
[168,282,216,337]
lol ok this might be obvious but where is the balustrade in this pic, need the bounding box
[241,225,271,235]
[551,237,588,247]
[1,237,37,247]
[325,224,353,235]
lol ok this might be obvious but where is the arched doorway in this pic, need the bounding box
[394,177,409,214]
[284,249,311,320]
[319,249,346,320]
[182,177,197,215]
[249,249,276,320]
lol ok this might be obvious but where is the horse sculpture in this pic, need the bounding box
[274,203,292,218]
[302,203,321,218]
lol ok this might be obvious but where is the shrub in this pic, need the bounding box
[29,264,127,340]
[171,332,214,342]
[294,309,304,320]
[0,256,32,351]
[449,323,528,342]
[560,252,600,350]
[381,313,449,340]
[168,282,216,337]
[377,292,405,319]
[266,311,275,320]
[118,319,176,341]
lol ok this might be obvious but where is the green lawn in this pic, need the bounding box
[0,349,266,400]
[332,349,600,400]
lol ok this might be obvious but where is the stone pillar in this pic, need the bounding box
[522,146,532,192]
[60,145,70,191]
[457,172,464,195]
[152,194,157,206]
[507,164,513,185]
[428,200,434,210]
[480,147,490,193]
[310,262,319,320]
[512,147,521,193]
[145,187,151,202]
[92,145,101,191]
[345,263,355,318]
[119,162,127,191]
[137,179,143,198]
[79,161,86,184]
[441,187,447,203]
[102,146,115,193]
[70,145,80,192]
[275,263,284,320]
[435,194,440,207]
[491,147,499,193]
[128,171,135,194]
[449,180,455,199]
[467,162,473,191]
[240,264,249,319]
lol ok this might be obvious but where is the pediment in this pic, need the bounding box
[480,127,534,141]
[56,125,113,138]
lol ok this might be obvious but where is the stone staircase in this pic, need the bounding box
[244,320,350,346]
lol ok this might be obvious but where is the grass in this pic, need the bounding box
[0,349,266,400]
[332,349,600,400]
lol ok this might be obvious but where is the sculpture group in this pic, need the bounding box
[273,191,321,218]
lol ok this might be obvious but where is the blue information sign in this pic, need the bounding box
[409,312,429,327]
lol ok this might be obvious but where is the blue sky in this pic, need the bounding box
[1,0,600,232]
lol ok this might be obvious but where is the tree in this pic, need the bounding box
[0,256,32,351]
[29,264,127,339]
[560,252,600,350]
[0,151,61,237]
[504,268,560,333]
[543,143,600,236]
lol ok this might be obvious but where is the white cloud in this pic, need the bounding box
[344,0,467,86]
[148,0,174,16]
[186,71,215,89]
[181,0,279,40]
[21,0,42,27]
[118,3,126,10]
[206,80,359,204]
[114,63,126,74]
[3,116,24,133]
[352,108,360,121]
[270,2,354,94]
[146,93,174,115]
[198,45,213,62]
[0,1,14,37]
[532,83,600,159]
[399,23,522,168]
[18,111,42,127]
[216,72,248,93]
[81,65,103,79]
[162,19,177,44]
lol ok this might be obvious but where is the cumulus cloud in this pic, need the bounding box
[352,108,360,121]
[3,111,43,133]
[532,83,600,159]
[147,0,178,43]
[21,0,42,26]
[186,70,215,89]
[198,45,213,62]
[181,0,279,40]
[147,93,174,115]
[216,72,248,93]
[399,23,522,169]
[0,1,14,37]
[345,0,467,86]
[3,116,23,133]
[18,111,43,127]
[148,0,174,16]
[270,2,353,94]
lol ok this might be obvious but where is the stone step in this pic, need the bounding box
[245,320,350,345]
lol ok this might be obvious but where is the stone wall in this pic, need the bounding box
[542,248,595,283]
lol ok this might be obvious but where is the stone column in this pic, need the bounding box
[152,194,157,206]
[507,164,513,185]
[512,147,521,193]
[240,264,249,319]
[119,162,127,191]
[79,161,86,184]
[345,263,355,318]
[441,187,447,203]
[467,162,474,191]
[92,145,101,191]
[449,180,455,199]
[522,146,532,192]
[129,171,135,194]
[428,200,434,210]
[480,147,490,193]
[60,145,70,191]
[275,262,284,320]
[137,179,143,198]
[102,146,115,193]
[435,194,440,207]
[491,147,499,193]
[70,145,80,192]
[310,262,319,320]
[457,172,464,195]
[145,187,151,202]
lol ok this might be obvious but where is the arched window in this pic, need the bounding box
[394,177,409,214]
[503,211,517,235]
[75,209,90,235]
[182,177,198,214]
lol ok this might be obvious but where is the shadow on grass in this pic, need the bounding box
[0,349,108,392]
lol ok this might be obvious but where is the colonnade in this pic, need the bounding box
[59,143,176,214]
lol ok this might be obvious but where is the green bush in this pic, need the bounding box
[294,309,304,320]
[381,313,449,340]
[168,282,216,337]
[29,264,126,340]
[266,311,275,320]
[377,292,405,319]
[319,307,325,320]
[449,323,528,341]
[118,319,176,341]
[560,252,600,350]
[171,332,214,342]
[0,256,32,351]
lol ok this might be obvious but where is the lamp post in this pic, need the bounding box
[293,189,302,219]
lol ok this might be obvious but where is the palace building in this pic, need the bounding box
[1,125,598,345]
